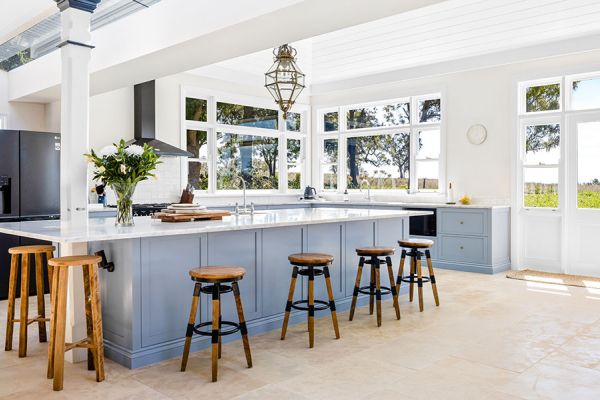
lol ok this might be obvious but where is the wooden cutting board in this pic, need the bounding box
[153,210,231,222]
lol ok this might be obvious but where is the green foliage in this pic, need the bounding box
[524,193,559,208]
[578,191,600,209]
[526,124,560,153]
[85,139,161,187]
[324,112,339,132]
[186,98,207,121]
[526,84,560,112]
[217,102,278,129]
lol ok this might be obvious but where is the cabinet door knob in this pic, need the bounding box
[460,246,464,250]
[460,221,464,224]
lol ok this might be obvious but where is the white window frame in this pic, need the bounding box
[0,114,7,129]
[180,86,310,195]
[316,93,445,194]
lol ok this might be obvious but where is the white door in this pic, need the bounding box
[566,112,600,276]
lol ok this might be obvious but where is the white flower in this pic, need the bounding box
[119,164,127,174]
[98,166,106,173]
[125,145,144,157]
[99,145,118,157]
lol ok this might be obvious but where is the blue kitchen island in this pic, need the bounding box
[0,207,430,368]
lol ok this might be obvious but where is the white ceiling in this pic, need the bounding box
[0,0,56,43]
[190,0,600,87]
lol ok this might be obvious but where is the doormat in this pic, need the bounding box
[506,269,600,289]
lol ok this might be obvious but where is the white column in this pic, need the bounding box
[59,7,93,363]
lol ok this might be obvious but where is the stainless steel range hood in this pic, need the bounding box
[129,80,192,157]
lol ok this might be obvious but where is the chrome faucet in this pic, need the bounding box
[360,179,371,202]
[235,176,254,215]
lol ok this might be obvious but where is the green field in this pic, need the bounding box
[524,191,600,209]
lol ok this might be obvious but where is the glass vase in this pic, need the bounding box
[112,183,137,227]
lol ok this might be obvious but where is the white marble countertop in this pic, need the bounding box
[0,208,431,243]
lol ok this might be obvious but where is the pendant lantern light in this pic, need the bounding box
[264,44,305,119]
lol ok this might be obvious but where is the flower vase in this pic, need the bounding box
[112,183,137,226]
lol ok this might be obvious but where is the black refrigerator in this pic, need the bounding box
[0,130,60,300]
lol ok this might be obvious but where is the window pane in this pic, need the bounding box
[346,133,410,190]
[324,112,338,132]
[416,161,439,191]
[186,98,207,121]
[523,168,559,208]
[418,98,441,123]
[188,162,208,190]
[216,102,278,129]
[572,78,600,110]
[525,124,560,165]
[286,112,301,132]
[323,165,337,190]
[346,103,410,129]
[216,132,279,190]
[577,121,600,209]
[287,139,302,190]
[322,139,338,163]
[417,129,440,159]
[525,83,560,112]
[186,129,208,159]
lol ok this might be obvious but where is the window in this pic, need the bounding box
[576,121,600,209]
[182,91,307,193]
[318,94,443,193]
[571,77,600,110]
[522,124,561,208]
[524,82,561,113]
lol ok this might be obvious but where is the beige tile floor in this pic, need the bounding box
[2,269,600,399]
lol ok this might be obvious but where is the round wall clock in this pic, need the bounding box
[467,124,487,145]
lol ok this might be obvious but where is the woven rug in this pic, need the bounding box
[506,269,600,288]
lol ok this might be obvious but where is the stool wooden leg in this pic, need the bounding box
[34,253,47,343]
[281,266,298,340]
[307,267,315,349]
[18,253,30,358]
[82,265,95,371]
[47,264,59,379]
[369,265,375,315]
[211,284,220,382]
[395,250,406,312]
[349,257,364,321]
[386,256,401,320]
[375,262,382,327]
[232,282,252,369]
[52,267,68,391]
[416,254,424,312]
[218,300,222,359]
[87,264,105,383]
[323,266,340,339]
[5,254,18,351]
[409,255,416,303]
[181,283,201,372]
[46,251,54,296]
[425,250,440,306]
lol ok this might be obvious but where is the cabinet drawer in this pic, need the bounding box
[439,210,486,236]
[439,236,487,264]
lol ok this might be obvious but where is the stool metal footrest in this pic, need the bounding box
[291,299,330,311]
[400,276,431,284]
[192,321,241,337]
[297,268,325,277]
[199,284,232,295]
[358,285,392,296]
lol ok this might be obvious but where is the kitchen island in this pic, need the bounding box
[0,208,430,368]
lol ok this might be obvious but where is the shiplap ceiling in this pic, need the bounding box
[190,0,600,86]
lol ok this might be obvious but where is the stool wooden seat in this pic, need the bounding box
[189,266,246,281]
[356,246,395,257]
[396,239,439,312]
[4,245,55,358]
[47,255,104,391]
[181,266,252,382]
[281,253,340,348]
[349,247,400,327]
[288,253,334,266]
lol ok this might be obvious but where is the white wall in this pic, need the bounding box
[0,70,48,131]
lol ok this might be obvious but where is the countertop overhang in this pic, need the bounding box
[0,208,432,243]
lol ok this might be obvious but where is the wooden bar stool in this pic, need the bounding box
[349,247,400,327]
[396,238,440,312]
[281,253,340,348]
[4,245,55,357]
[181,266,252,382]
[47,255,104,391]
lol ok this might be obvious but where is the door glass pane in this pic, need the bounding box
[417,129,440,159]
[324,112,338,132]
[216,102,278,129]
[323,165,337,190]
[186,98,207,121]
[346,102,410,129]
[525,83,560,112]
[416,160,439,191]
[571,78,600,110]
[188,162,208,190]
[322,139,338,190]
[523,168,559,208]
[216,132,279,190]
[186,129,208,159]
[346,133,410,190]
[286,112,301,132]
[418,98,441,123]
[577,121,600,209]
[322,139,338,163]
[287,139,302,190]
[525,124,560,165]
